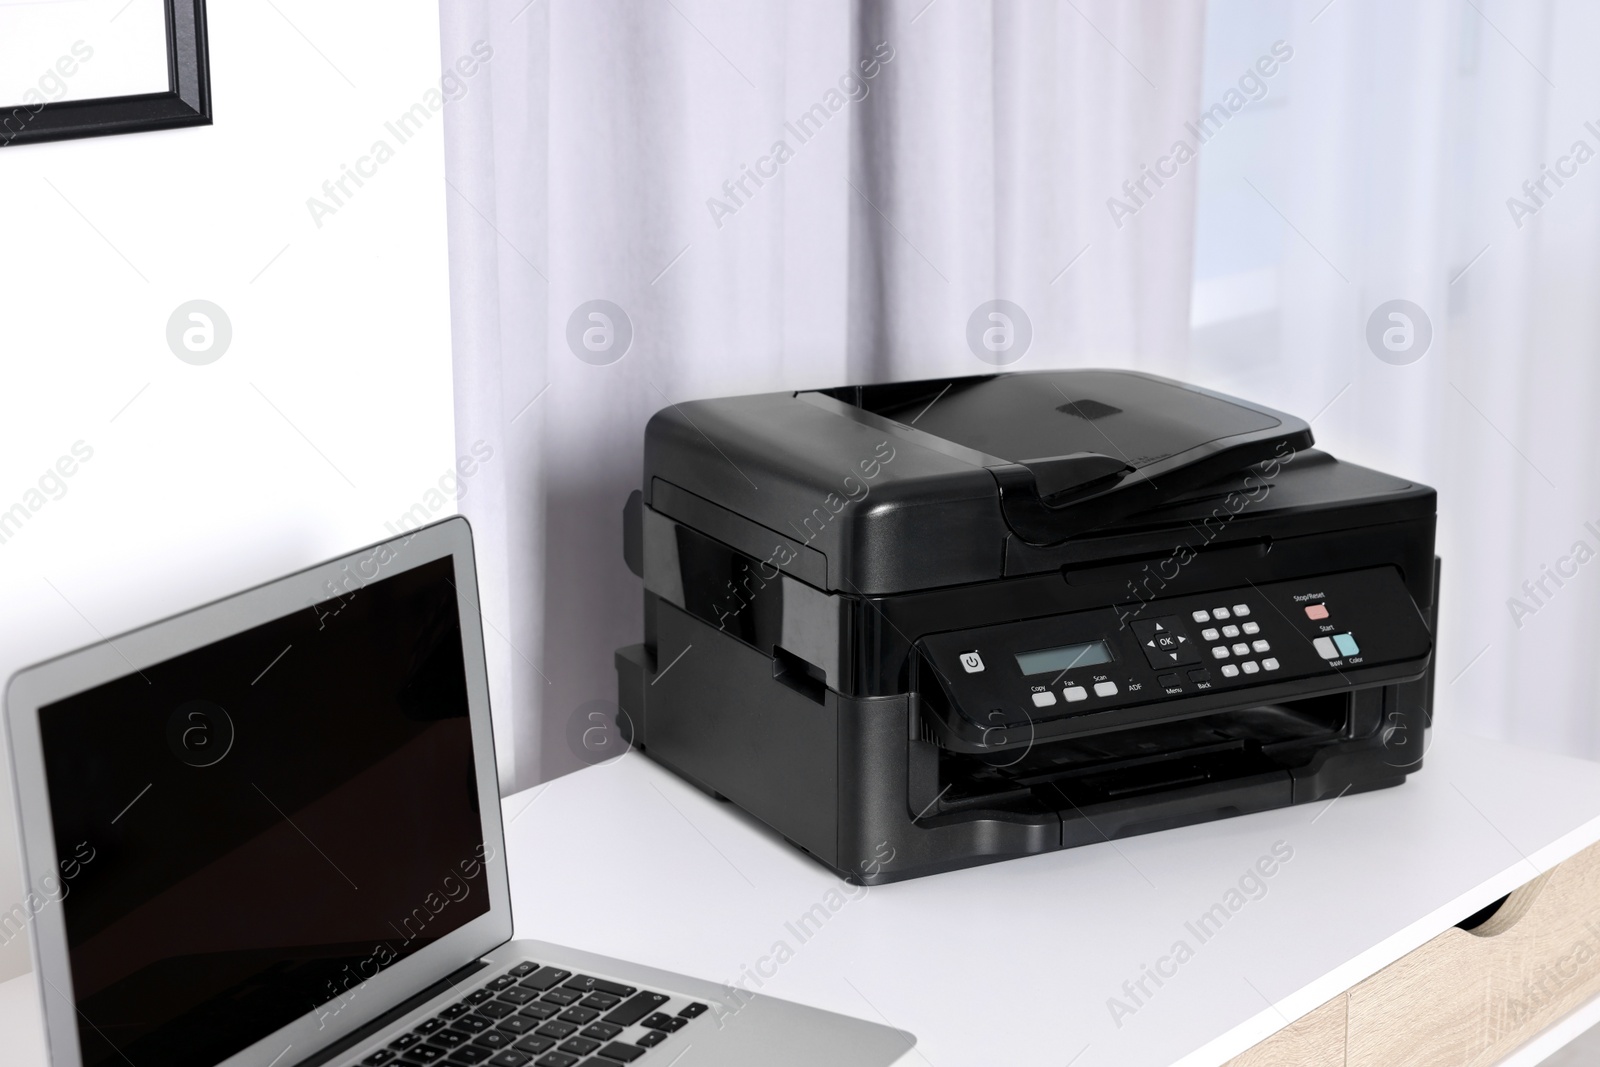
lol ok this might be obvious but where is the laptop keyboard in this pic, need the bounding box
[351,961,710,1067]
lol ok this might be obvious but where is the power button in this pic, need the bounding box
[959,651,985,673]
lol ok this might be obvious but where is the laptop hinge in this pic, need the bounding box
[291,957,492,1067]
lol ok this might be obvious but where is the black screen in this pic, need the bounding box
[38,555,491,1067]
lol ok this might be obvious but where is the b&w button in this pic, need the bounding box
[1313,636,1338,660]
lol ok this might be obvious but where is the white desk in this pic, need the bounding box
[6,729,1600,1066]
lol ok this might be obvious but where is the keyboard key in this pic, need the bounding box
[499,988,539,1004]
[509,962,539,978]
[468,990,497,1005]
[391,1034,422,1050]
[561,975,635,998]
[429,1030,470,1048]
[640,1013,685,1032]
[578,993,620,1011]
[474,1031,513,1049]
[557,1006,598,1024]
[634,1030,667,1049]
[580,1022,622,1041]
[593,978,636,998]
[489,975,519,991]
[516,1004,558,1021]
[602,992,668,1027]
[558,1037,600,1056]
[364,1052,398,1065]
[456,1015,492,1033]
[443,1003,473,1020]
[518,968,572,992]
[479,1002,516,1019]
[596,1043,646,1063]
[418,1019,448,1035]
[532,1054,577,1067]
[677,1002,708,1019]
[535,1021,578,1039]
[539,990,581,1006]
[495,1017,538,1034]
[487,1053,533,1067]
[448,1050,491,1065]
[401,1047,446,1063]
[512,1036,554,1054]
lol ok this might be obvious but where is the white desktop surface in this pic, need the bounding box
[5,729,1600,1067]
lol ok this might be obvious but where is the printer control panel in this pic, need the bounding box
[916,566,1432,748]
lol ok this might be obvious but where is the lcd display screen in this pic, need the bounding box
[1014,640,1114,676]
[36,555,489,1067]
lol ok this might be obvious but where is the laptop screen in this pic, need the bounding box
[35,554,491,1067]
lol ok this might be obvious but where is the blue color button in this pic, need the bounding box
[1333,633,1360,657]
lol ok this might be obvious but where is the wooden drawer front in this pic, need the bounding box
[1225,839,1600,1067]
[1225,996,1345,1067]
[1347,839,1600,1066]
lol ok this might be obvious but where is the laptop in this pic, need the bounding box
[4,517,912,1067]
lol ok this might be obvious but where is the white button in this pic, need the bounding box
[1232,643,1250,656]
[1242,660,1260,674]
[960,651,985,673]
[1233,604,1250,616]
[1093,680,1118,698]
[1213,606,1231,620]
[1064,685,1088,702]
[1222,625,1240,638]
[1032,690,1057,708]
[1262,657,1280,670]
[1252,639,1270,653]
[1212,646,1230,659]
[1201,627,1219,641]
[1313,636,1338,659]
[1192,609,1211,623]
[1242,621,1260,635]
[1221,664,1240,677]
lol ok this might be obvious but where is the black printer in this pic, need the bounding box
[615,371,1437,884]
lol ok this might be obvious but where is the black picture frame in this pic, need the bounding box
[1,0,210,148]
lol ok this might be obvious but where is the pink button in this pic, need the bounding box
[1305,604,1329,620]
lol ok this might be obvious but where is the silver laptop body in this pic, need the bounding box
[5,517,911,1067]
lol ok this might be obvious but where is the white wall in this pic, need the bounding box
[0,2,457,982]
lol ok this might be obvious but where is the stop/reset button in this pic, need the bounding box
[1305,603,1329,620]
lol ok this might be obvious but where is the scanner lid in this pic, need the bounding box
[811,370,1314,544]
[639,370,1366,596]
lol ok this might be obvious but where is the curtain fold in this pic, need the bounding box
[442,0,1208,790]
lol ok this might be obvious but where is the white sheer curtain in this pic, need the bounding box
[440,0,1208,790]
[1185,0,1600,760]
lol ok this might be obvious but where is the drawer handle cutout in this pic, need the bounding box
[1455,868,1554,938]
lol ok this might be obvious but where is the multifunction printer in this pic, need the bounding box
[615,371,1437,883]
